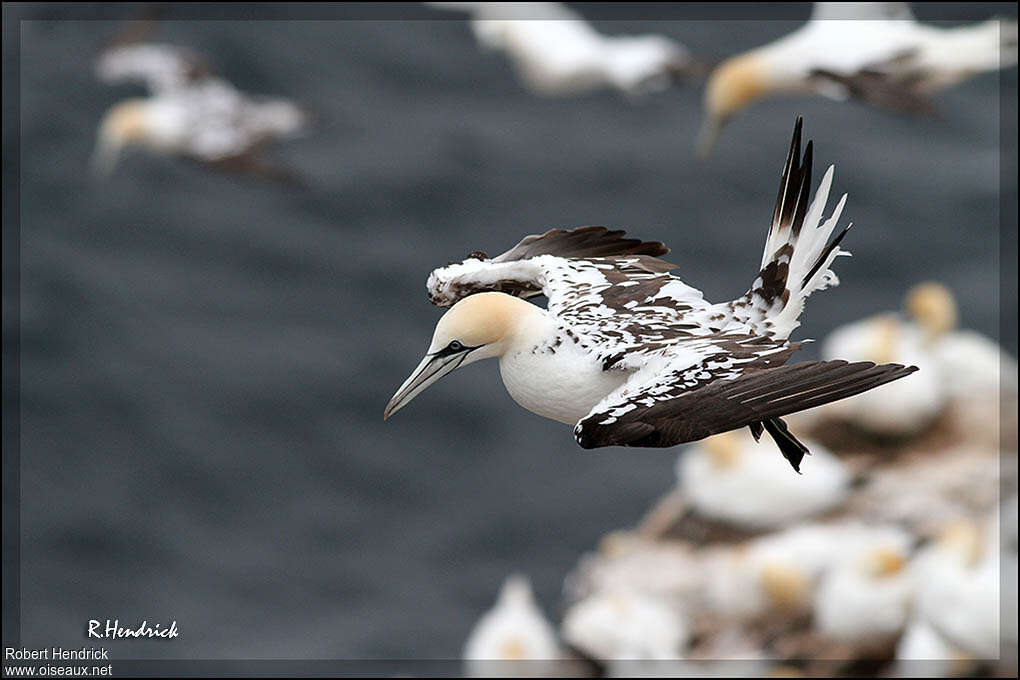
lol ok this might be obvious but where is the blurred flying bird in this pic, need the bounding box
[93,41,309,181]
[385,118,916,472]
[699,2,1019,155]
[427,2,700,96]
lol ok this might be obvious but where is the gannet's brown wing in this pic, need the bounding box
[493,226,672,263]
[808,67,937,115]
[575,358,917,464]
[426,226,678,307]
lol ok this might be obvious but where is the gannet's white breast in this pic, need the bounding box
[499,320,629,425]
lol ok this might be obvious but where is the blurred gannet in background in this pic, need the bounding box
[561,588,688,661]
[700,2,1019,154]
[385,118,916,473]
[911,519,1001,659]
[427,2,697,96]
[94,42,308,180]
[463,575,561,674]
[708,522,911,621]
[903,282,1020,401]
[894,619,976,677]
[815,281,1017,437]
[676,431,850,529]
[817,290,945,437]
[813,540,912,642]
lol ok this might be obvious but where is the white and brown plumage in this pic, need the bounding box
[385,119,916,472]
[699,2,1019,154]
[93,42,308,180]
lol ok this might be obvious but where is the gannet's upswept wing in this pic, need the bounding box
[575,357,915,471]
[427,227,677,305]
[96,43,212,94]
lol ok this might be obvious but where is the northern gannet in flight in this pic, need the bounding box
[385,119,916,472]
[427,2,696,97]
[700,2,1019,154]
[94,42,308,180]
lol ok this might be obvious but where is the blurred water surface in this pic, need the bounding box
[12,4,1017,659]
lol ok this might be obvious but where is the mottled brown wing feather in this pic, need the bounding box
[493,226,675,266]
[576,360,917,449]
[808,68,937,116]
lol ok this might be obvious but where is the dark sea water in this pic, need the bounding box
[9,3,1018,661]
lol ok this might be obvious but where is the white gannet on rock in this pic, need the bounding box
[904,282,1020,405]
[676,430,850,529]
[699,2,1019,154]
[707,522,911,621]
[911,519,1001,659]
[817,308,944,439]
[427,2,696,97]
[812,539,913,642]
[463,574,561,675]
[385,118,916,472]
[94,42,308,180]
[561,588,688,661]
[894,618,977,678]
[815,281,1017,440]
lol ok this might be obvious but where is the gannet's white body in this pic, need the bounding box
[94,43,306,177]
[386,120,916,472]
[561,588,688,661]
[911,520,1001,658]
[813,542,912,641]
[700,2,1019,153]
[428,2,692,96]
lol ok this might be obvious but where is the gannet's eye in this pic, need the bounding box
[448,340,464,352]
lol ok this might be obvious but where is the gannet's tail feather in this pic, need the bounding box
[716,118,851,340]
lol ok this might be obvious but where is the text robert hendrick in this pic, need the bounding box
[5,648,108,661]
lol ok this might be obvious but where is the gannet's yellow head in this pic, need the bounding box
[905,282,958,342]
[860,545,908,578]
[92,99,149,177]
[937,520,983,567]
[698,54,769,157]
[759,563,810,612]
[384,292,537,419]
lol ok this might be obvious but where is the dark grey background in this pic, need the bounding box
[7,2,1018,661]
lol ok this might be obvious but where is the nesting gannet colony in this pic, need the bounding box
[386,118,916,474]
[699,2,1019,154]
[93,42,308,179]
[426,2,697,97]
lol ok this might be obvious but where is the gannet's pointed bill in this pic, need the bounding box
[384,341,476,420]
[384,292,536,419]
[695,115,724,159]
